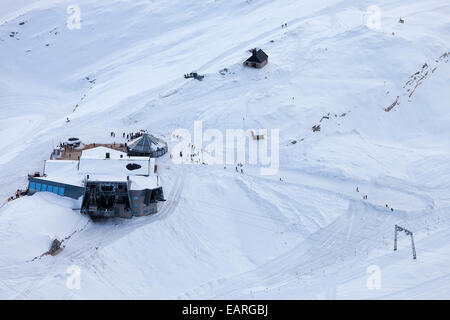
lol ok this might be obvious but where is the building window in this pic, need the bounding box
[29,182,35,190]
[59,187,65,196]
[53,186,59,194]
[36,183,41,191]
[41,184,47,191]
[47,185,53,193]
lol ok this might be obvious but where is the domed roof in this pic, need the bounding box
[127,133,167,157]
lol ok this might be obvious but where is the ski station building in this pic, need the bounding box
[27,142,166,219]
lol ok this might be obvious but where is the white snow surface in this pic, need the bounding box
[0,0,450,299]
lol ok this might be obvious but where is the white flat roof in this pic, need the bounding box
[35,174,85,187]
[81,146,148,161]
[79,158,150,176]
[129,175,159,190]
[86,174,128,182]
[44,160,78,175]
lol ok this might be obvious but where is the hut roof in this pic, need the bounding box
[245,49,268,63]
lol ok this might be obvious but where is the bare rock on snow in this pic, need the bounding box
[48,239,63,256]
[385,96,400,112]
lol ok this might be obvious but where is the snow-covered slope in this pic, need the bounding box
[0,0,449,299]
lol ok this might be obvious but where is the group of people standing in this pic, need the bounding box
[126,132,143,141]
[7,188,28,202]
[110,131,144,141]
